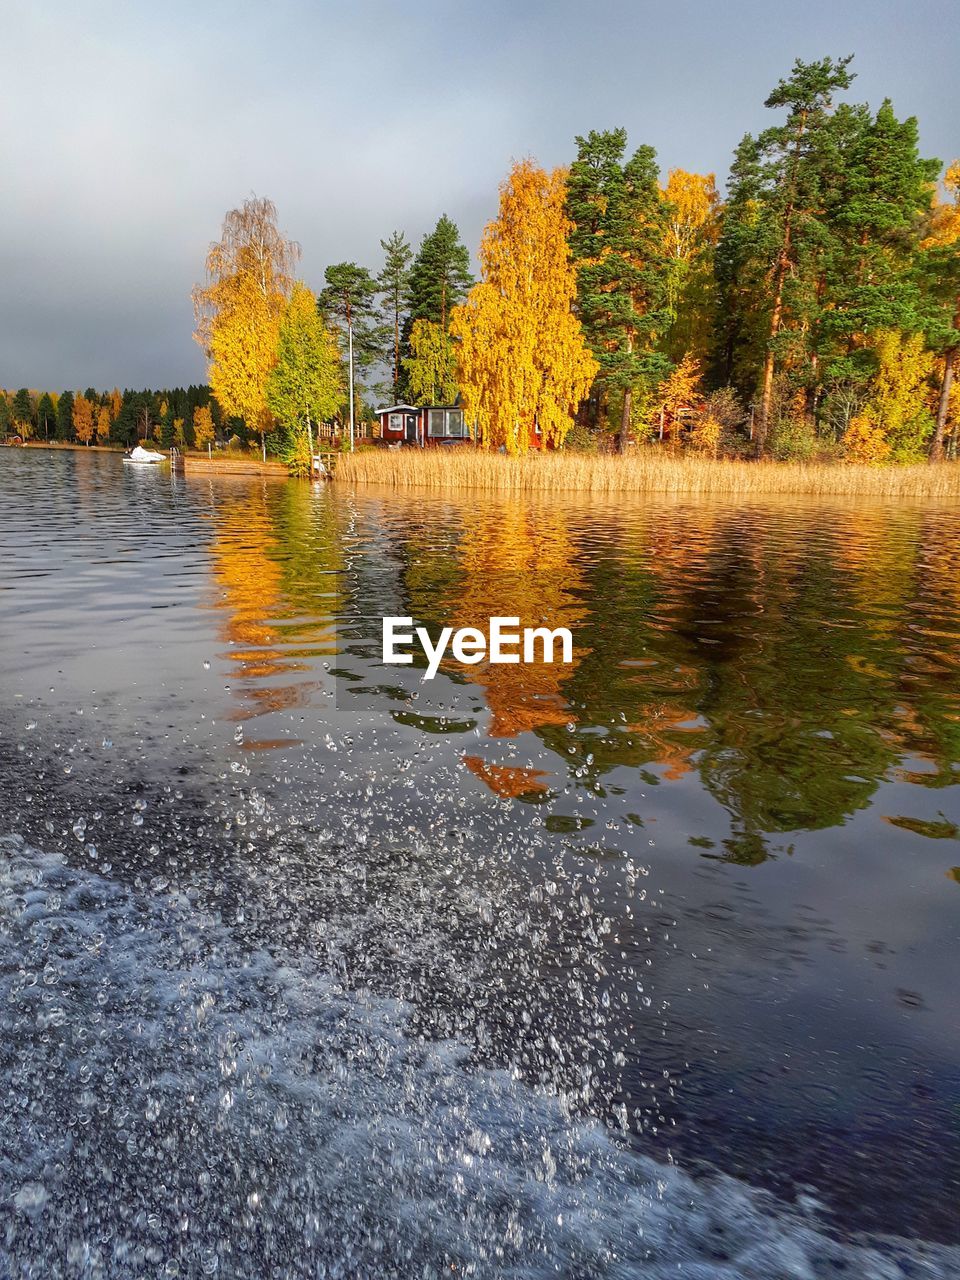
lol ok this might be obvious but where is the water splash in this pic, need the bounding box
[1,835,955,1279]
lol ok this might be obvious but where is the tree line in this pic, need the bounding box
[0,385,227,449]
[9,55,958,464]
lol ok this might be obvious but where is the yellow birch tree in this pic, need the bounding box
[193,405,215,450]
[450,160,597,453]
[193,197,299,447]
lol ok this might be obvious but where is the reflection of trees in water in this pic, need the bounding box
[533,502,960,862]
[207,483,959,858]
[206,481,341,725]
[443,505,588,738]
[397,502,589,740]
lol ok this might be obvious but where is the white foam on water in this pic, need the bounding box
[1,834,957,1280]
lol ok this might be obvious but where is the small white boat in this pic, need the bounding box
[123,445,166,465]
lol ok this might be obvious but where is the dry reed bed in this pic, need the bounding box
[335,449,960,499]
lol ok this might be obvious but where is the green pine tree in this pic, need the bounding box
[405,215,473,333]
[378,231,413,398]
[37,392,56,440]
[566,128,672,448]
[319,263,384,426]
[12,388,32,433]
[56,390,75,442]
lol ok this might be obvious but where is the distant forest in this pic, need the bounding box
[0,385,223,450]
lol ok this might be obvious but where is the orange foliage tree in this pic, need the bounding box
[72,394,94,445]
[654,354,701,443]
[450,160,597,453]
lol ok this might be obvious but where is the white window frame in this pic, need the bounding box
[444,409,466,438]
[427,409,446,438]
[388,412,404,434]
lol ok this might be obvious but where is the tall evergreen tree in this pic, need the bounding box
[406,215,473,333]
[319,263,384,421]
[12,388,32,432]
[37,392,56,440]
[56,390,75,442]
[566,128,671,448]
[377,231,412,398]
[754,56,856,447]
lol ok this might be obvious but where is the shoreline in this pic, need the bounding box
[10,441,287,476]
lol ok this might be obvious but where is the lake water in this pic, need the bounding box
[1,448,958,1278]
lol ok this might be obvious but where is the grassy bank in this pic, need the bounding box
[335,449,960,499]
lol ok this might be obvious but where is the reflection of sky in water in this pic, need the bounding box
[1,448,959,1252]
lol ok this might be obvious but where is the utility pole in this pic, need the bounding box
[348,314,355,452]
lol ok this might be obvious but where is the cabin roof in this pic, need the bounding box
[377,404,420,416]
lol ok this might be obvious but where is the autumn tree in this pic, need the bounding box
[450,160,598,453]
[661,169,720,364]
[266,283,342,470]
[193,196,299,450]
[193,405,215,450]
[860,330,935,460]
[566,129,671,448]
[655,354,702,444]
[72,393,95,444]
[378,230,412,396]
[403,319,457,405]
[923,161,960,460]
[96,405,111,442]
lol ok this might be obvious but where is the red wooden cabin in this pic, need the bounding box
[376,404,471,447]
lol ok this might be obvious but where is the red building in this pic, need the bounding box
[376,404,471,446]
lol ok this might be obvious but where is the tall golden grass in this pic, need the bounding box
[334,448,960,499]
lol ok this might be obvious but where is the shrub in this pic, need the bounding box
[564,421,599,452]
[842,414,891,464]
[769,417,818,461]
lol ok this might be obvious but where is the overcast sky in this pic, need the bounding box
[3,0,958,390]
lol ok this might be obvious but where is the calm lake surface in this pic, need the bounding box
[1,448,958,1278]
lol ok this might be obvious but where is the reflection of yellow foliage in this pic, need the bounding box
[209,497,284,657]
[206,485,341,732]
[442,503,588,737]
[834,507,919,634]
[463,756,550,798]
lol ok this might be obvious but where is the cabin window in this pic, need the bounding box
[388,413,404,433]
[426,409,466,438]
[427,408,467,438]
